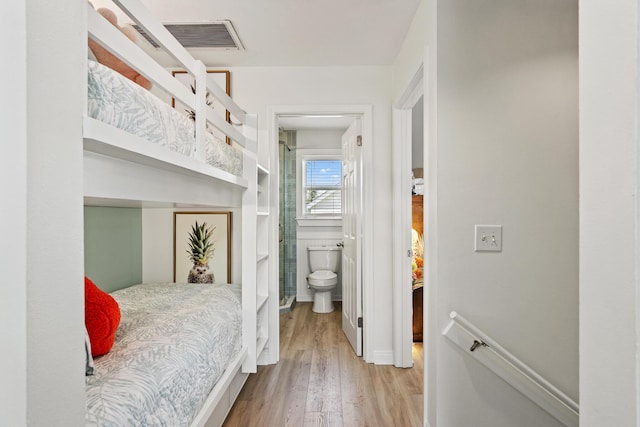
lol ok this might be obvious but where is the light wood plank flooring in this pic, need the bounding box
[224,302,423,427]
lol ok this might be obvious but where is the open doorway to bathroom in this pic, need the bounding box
[270,105,373,361]
[278,129,297,313]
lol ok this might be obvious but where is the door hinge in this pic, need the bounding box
[356,135,362,146]
[357,317,363,328]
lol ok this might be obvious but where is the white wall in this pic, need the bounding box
[22,0,87,425]
[296,129,343,150]
[437,1,578,425]
[391,0,430,103]
[411,96,424,169]
[1,1,27,425]
[393,0,578,426]
[579,0,640,425]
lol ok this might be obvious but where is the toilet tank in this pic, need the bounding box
[308,246,341,272]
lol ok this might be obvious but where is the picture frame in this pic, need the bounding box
[171,69,232,144]
[173,211,232,284]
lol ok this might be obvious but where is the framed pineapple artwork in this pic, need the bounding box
[173,212,232,284]
[171,69,232,144]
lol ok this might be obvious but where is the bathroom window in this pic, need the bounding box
[297,151,342,220]
[303,159,342,216]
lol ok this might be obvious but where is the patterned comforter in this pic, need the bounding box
[87,60,242,176]
[85,283,242,427]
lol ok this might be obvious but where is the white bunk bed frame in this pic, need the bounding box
[84,1,270,425]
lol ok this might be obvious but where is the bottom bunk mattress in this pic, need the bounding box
[85,282,242,426]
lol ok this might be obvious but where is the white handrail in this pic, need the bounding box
[443,311,579,427]
[206,73,246,124]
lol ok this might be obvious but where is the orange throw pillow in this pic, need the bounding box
[84,277,121,357]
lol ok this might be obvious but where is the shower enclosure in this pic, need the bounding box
[279,130,297,312]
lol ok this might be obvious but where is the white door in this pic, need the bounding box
[342,118,363,356]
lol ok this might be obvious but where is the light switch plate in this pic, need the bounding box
[475,225,502,252]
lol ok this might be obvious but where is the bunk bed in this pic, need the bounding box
[84,1,272,425]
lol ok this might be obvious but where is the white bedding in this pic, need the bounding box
[87,60,242,177]
[85,282,242,426]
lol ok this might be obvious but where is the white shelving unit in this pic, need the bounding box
[255,163,271,365]
[241,122,275,371]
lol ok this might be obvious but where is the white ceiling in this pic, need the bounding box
[93,0,421,67]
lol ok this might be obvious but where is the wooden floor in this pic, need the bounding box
[224,302,423,427]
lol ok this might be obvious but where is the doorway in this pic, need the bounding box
[410,96,425,345]
[268,105,374,361]
[392,66,425,368]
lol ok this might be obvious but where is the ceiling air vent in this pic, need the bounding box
[134,21,244,50]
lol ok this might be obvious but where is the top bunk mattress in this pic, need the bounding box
[85,282,242,427]
[87,60,242,177]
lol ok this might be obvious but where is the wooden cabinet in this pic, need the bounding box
[412,194,423,342]
[413,285,423,342]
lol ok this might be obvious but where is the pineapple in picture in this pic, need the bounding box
[186,221,216,284]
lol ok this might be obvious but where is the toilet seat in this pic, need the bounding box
[307,270,337,287]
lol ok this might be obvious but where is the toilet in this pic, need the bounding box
[307,245,341,313]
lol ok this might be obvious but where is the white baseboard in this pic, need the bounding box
[372,350,394,365]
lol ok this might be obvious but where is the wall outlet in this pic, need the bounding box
[475,225,502,252]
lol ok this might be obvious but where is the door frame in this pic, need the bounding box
[392,65,424,368]
[267,104,375,362]
[392,47,437,426]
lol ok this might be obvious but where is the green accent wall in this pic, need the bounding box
[84,207,142,293]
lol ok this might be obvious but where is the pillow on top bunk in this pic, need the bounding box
[85,276,121,357]
[88,7,152,90]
